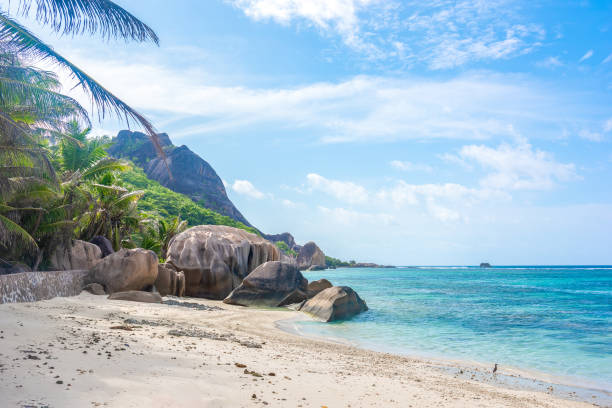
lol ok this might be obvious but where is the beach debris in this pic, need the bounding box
[268,372,276,376]
[163,299,224,311]
[167,329,262,348]
[110,325,133,331]
[235,363,247,368]
[124,318,167,327]
[251,394,257,399]
[244,368,263,377]
[492,363,498,374]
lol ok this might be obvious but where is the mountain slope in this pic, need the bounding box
[108,130,252,227]
[119,166,257,235]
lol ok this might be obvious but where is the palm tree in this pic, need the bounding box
[1,1,161,263]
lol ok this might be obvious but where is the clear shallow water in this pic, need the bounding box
[299,266,612,390]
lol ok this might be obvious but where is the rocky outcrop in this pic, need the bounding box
[299,286,368,322]
[223,261,308,307]
[166,225,279,299]
[155,263,185,297]
[82,283,106,295]
[307,278,332,298]
[307,265,326,271]
[108,130,252,227]
[262,232,299,251]
[90,248,158,294]
[296,242,326,271]
[90,236,114,258]
[108,291,162,303]
[0,270,90,304]
[280,253,296,266]
[49,240,102,271]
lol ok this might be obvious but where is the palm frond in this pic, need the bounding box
[18,0,159,43]
[0,212,38,250]
[0,12,164,156]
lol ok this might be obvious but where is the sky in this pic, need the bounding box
[4,0,612,265]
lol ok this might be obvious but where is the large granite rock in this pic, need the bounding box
[108,130,252,227]
[90,236,114,258]
[0,262,31,275]
[299,286,368,322]
[49,240,102,271]
[166,225,280,299]
[296,241,326,271]
[307,278,332,297]
[90,248,158,294]
[262,232,299,251]
[155,263,185,297]
[223,261,308,307]
[108,291,162,303]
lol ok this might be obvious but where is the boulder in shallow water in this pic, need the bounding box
[82,283,106,295]
[307,278,332,298]
[299,286,368,322]
[49,240,102,270]
[108,290,162,303]
[296,241,326,271]
[90,236,114,258]
[166,225,279,299]
[90,248,158,294]
[223,261,308,307]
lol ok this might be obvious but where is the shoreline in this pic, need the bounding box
[277,314,612,406]
[0,293,606,407]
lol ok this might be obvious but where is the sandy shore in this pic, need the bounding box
[0,293,604,408]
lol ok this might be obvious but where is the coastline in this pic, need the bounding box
[277,315,612,406]
[0,293,606,407]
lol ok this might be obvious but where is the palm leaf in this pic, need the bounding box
[18,0,159,43]
[0,212,38,250]
[0,12,165,157]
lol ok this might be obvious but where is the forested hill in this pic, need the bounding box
[107,130,252,227]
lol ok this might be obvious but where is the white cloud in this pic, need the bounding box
[390,160,432,172]
[232,180,266,199]
[603,53,612,64]
[317,206,394,226]
[604,118,612,133]
[579,50,594,62]
[306,173,368,204]
[454,141,578,190]
[281,199,298,208]
[230,0,544,68]
[536,56,563,68]
[56,51,596,145]
[229,0,376,51]
[579,129,604,142]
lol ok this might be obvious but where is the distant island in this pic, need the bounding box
[480,262,492,268]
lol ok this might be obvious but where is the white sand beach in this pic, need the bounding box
[0,293,601,408]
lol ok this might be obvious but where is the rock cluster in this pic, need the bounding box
[166,225,279,299]
[223,261,308,307]
[155,263,185,297]
[296,241,326,271]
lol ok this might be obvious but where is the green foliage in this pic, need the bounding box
[275,241,297,257]
[325,256,351,268]
[118,166,258,235]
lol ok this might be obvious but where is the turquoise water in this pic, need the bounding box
[299,266,612,390]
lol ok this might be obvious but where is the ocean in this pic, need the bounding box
[298,266,612,392]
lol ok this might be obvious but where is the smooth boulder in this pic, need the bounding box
[166,225,279,299]
[90,248,158,294]
[49,240,102,270]
[296,241,326,271]
[90,236,114,258]
[82,283,106,295]
[108,291,162,303]
[155,263,185,297]
[300,286,368,322]
[307,278,332,297]
[223,261,308,307]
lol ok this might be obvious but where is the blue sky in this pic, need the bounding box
[6,0,612,264]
